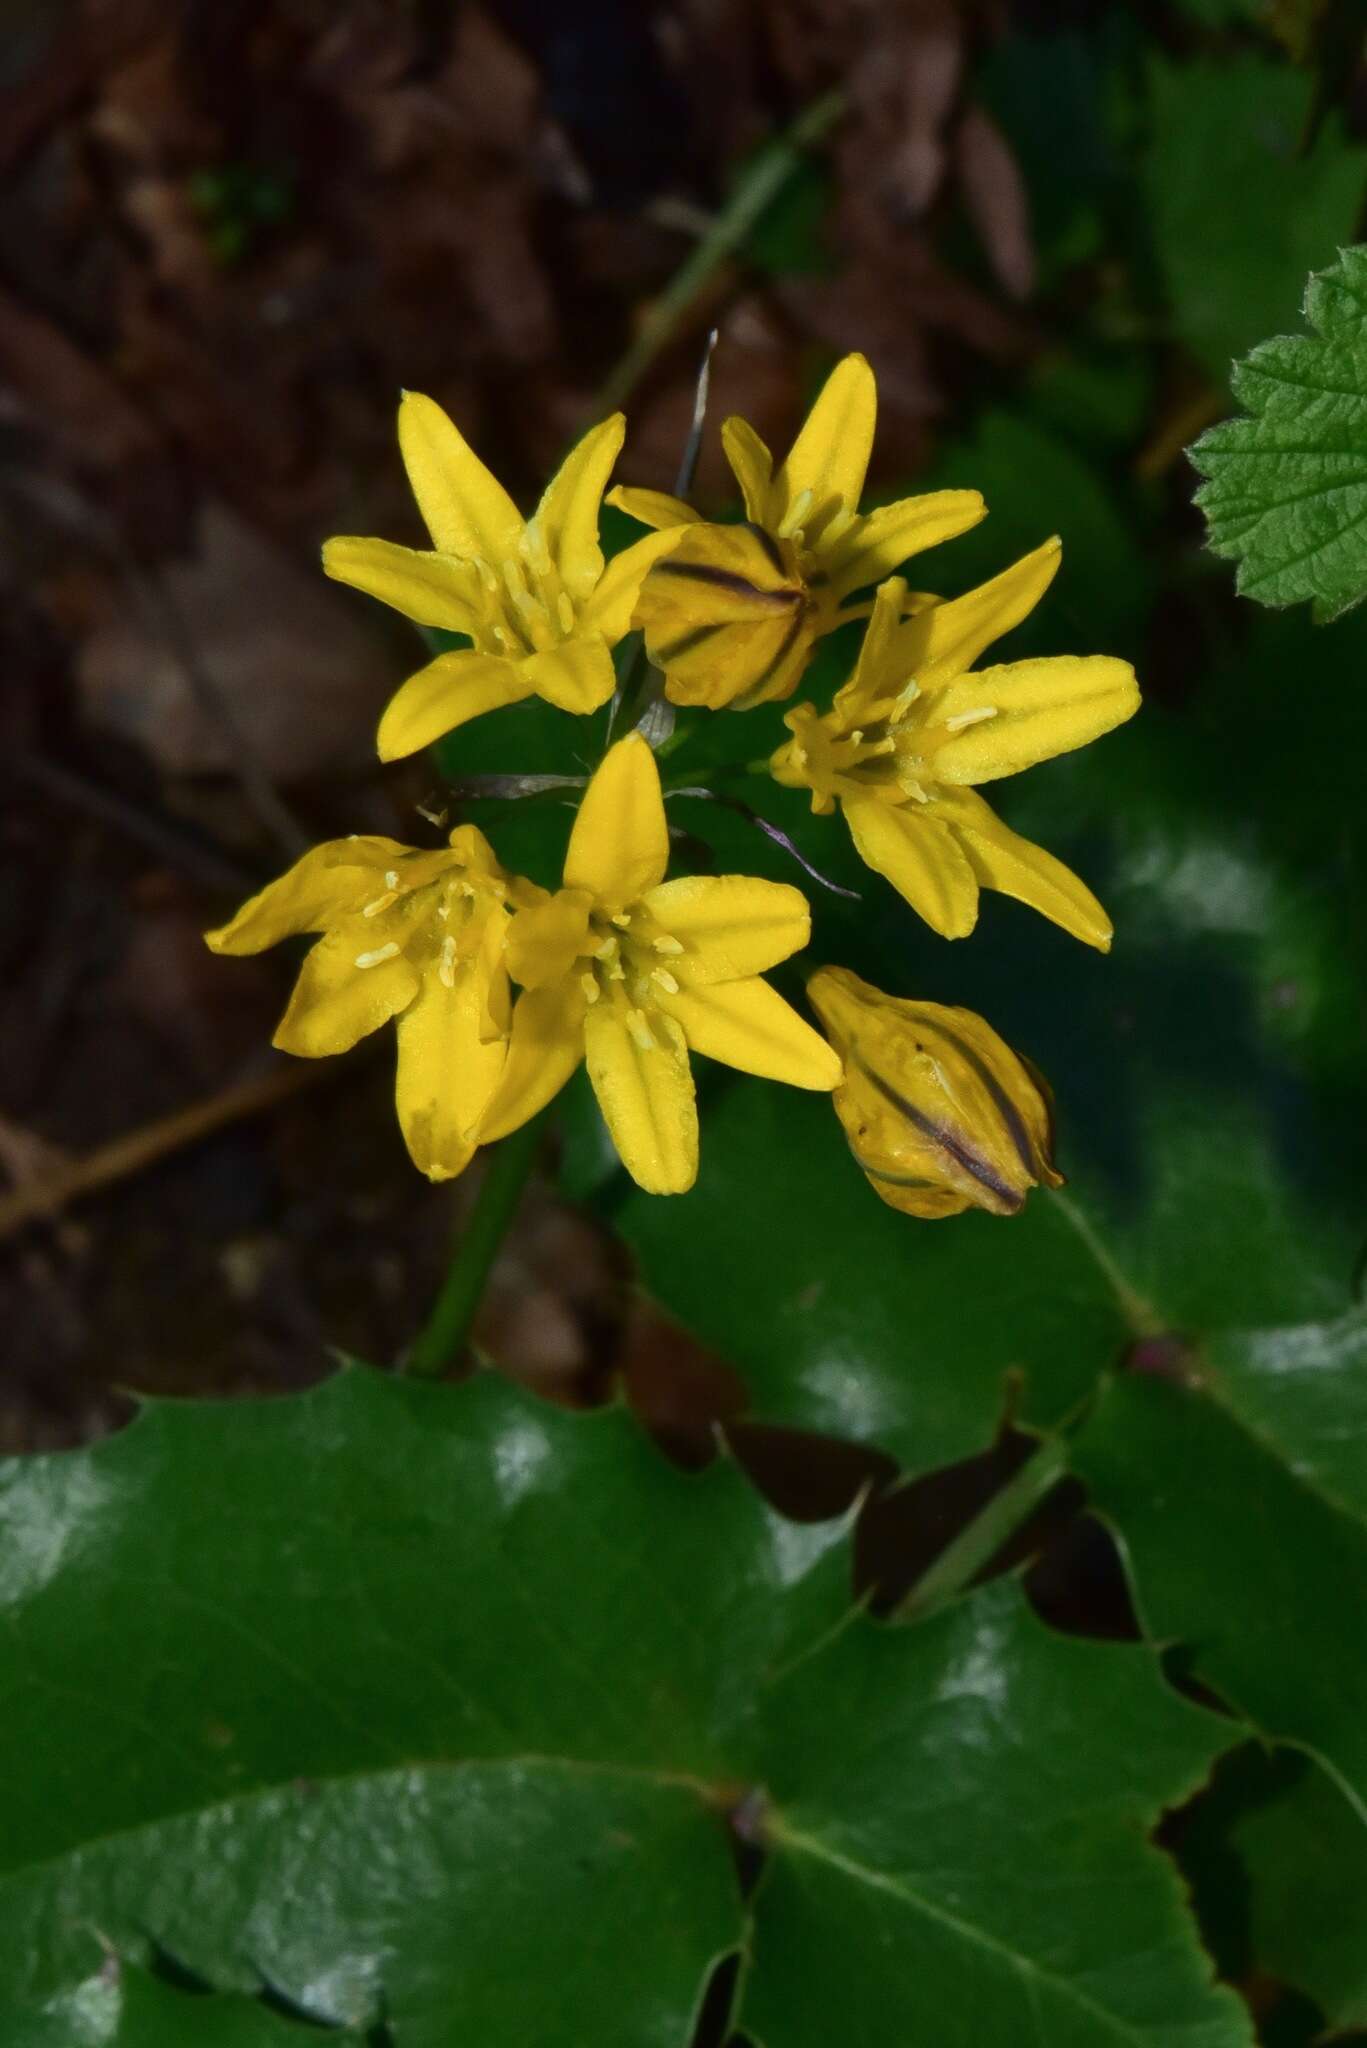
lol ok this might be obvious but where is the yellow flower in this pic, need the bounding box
[771,543,1140,948]
[205,826,533,1182]
[323,395,681,760]
[808,967,1063,1219]
[608,352,985,709]
[478,734,842,1194]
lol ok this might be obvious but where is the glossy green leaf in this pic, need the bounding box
[6,1959,361,2046]
[0,1368,1248,2044]
[1145,59,1366,380]
[1191,244,1367,623]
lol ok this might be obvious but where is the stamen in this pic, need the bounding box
[651,935,683,955]
[354,943,400,969]
[610,912,632,929]
[894,679,921,712]
[438,935,458,989]
[581,973,600,1004]
[471,555,499,594]
[556,592,575,636]
[943,706,998,732]
[651,968,679,995]
[627,1008,656,1052]
[778,488,814,539]
[362,891,398,918]
[594,936,620,961]
[385,870,399,889]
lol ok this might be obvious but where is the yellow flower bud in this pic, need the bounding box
[807,966,1063,1219]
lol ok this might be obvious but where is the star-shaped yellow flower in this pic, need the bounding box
[324,395,681,759]
[771,540,1140,948]
[609,352,985,709]
[478,734,842,1193]
[808,967,1063,1219]
[205,826,534,1182]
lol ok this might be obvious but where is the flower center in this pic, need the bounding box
[465,519,575,660]
[352,865,496,979]
[575,906,686,1042]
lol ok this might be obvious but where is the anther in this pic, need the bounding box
[385,870,399,889]
[354,943,400,970]
[943,706,998,732]
[778,488,814,539]
[580,973,600,1004]
[610,912,632,929]
[651,968,679,995]
[362,891,398,918]
[438,935,458,989]
[651,935,683,955]
[627,1009,656,1052]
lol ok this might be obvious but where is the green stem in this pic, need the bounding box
[404,1109,551,1380]
[893,1435,1071,1623]
[589,89,846,419]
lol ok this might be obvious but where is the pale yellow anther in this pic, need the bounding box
[943,706,998,733]
[385,870,400,890]
[472,554,499,594]
[594,935,620,962]
[438,935,458,989]
[362,891,398,918]
[354,943,400,970]
[651,935,683,955]
[626,1008,656,1052]
[581,973,600,1004]
[894,680,921,712]
[651,968,680,995]
[610,912,633,929]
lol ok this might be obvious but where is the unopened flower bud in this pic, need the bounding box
[807,966,1063,1219]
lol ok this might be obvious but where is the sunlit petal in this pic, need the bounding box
[273,931,418,1058]
[774,353,876,534]
[606,485,701,531]
[662,976,840,1089]
[935,787,1113,951]
[642,874,811,984]
[377,651,532,762]
[720,416,775,523]
[506,889,593,990]
[889,537,1062,693]
[321,536,482,634]
[522,636,617,714]
[580,528,687,643]
[584,1002,697,1195]
[205,839,411,954]
[564,734,670,905]
[826,490,986,599]
[397,391,523,561]
[394,955,508,1181]
[929,656,1140,785]
[843,796,979,938]
[533,414,624,601]
[479,982,588,1141]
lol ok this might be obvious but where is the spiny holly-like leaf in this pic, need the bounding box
[0,1368,1248,2046]
[1190,244,1367,623]
[1070,1308,1367,1818]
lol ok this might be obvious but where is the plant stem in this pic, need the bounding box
[893,1435,1071,1623]
[589,88,845,419]
[404,1109,551,1381]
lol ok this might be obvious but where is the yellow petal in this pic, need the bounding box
[506,888,593,990]
[564,734,669,906]
[641,874,811,984]
[890,537,1062,693]
[398,391,523,562]
[825,490,986,600]
[720,416,775,523]
[533,414,624,602]
[377,651,532,762]
[580,528,688,643]
[479,982,587,1141]
[928,656,1140,785]
[661,976,840,1089]
[606,485,701,531]
[935,787,1113,951]
[321,537,482,634]
[831,576,908,724]
[774,354,876,535]
[634,521,812,711]
[394,947,509,1182]
[205,838,411,954]
[273,930,418,1058]
[584,1001,697,1195]
[521,635,616,714]
[842,796,979,938]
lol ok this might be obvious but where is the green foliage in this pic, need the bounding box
[1145,59,1366,379]
[0,1369,1249,2043]
[1191,244,1367,622]
[6,1961,359,2045]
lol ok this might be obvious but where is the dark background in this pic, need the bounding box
[2,0,1364,1450]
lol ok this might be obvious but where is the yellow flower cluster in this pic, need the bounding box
[208,356,1140,1212]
